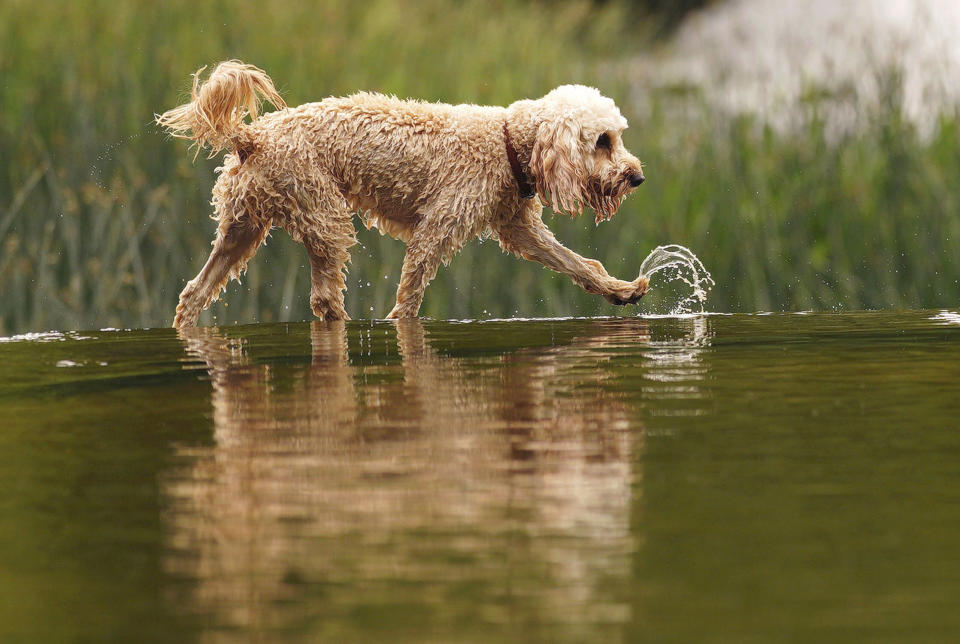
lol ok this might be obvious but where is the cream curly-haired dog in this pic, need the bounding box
[158,61,648,327]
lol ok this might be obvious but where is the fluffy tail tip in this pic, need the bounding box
[156,60,286,157]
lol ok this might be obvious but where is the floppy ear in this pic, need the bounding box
[529,117,586,215]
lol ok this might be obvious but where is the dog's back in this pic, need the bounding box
[245,93,507,239]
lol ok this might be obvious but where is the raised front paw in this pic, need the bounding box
[603,276,649,306]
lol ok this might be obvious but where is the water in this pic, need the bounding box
[649,0,960,137]
[639,244,715,313]
[1,312,959,641]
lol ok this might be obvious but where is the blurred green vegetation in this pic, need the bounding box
[1,0,958,333]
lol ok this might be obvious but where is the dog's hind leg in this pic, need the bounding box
[173,217,269,328]
[304,226,353,321]
[278,170,357,322]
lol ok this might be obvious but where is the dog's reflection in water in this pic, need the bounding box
[167,319,651,637]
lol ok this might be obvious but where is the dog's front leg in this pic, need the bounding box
[386,240,445,319]
[496,209,648,306]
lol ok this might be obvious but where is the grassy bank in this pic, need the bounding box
[1,0,958,333]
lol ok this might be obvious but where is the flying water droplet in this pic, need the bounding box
[639,244,715,314]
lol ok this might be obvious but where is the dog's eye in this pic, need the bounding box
[596,133,611,150]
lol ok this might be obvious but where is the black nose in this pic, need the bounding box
[629,173,645,187]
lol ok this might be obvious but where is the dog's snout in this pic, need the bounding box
[629,172,645,187]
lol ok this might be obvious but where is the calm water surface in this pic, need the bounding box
[1,311,959,642]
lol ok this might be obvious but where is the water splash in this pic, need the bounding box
[638,244,715,314]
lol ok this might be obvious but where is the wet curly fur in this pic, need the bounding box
[157,60,648,327]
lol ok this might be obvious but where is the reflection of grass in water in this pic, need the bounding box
[2,0,959,333]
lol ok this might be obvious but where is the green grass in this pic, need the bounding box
[2,0,958,334]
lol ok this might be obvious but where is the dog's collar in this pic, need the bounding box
[503,122,535,199]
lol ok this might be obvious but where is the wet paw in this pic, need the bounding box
[173,298,202,328]
[604,277,649,306]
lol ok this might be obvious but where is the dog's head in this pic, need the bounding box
[527,85,644,223]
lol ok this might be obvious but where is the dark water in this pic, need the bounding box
[1,311,959,642]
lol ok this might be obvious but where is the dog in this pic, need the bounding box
[157,61,648,327]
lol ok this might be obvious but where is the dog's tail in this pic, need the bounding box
[156,60,285,158]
